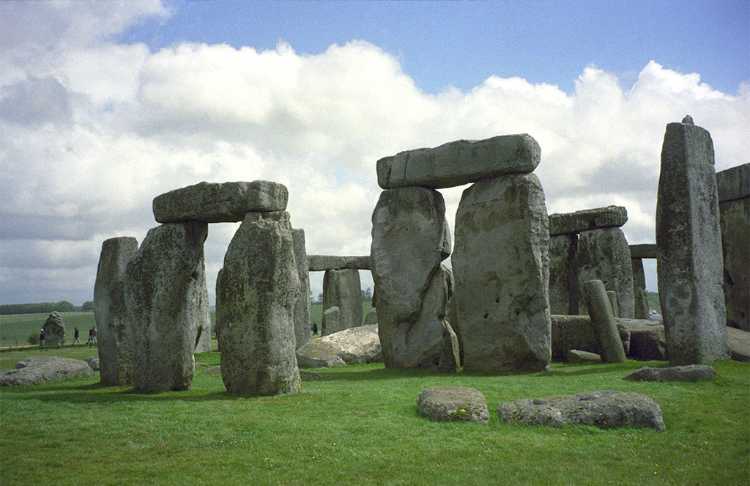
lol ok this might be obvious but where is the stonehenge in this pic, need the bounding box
[292,229,312,348]
[307,255,371,271]
[657,116,728,365]
[321,269,363,335]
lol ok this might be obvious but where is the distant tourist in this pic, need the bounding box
[311,322,318,335]
[39,328,45,349]
[73,327,80,345]
[87,327,97,347]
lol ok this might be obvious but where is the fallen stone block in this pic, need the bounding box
[567,349,601,363]
[624,365,715,382]
[296,325,381,368]
[0,357,94,386]
[728,327,750,362]
[417,387,489,423]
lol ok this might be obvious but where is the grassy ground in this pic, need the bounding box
[0,345,747,485]
[0,312,96,348]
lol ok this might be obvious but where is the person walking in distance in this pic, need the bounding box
[73,327,81,345]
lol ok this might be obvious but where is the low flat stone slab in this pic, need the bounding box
[728,327,750,362]
[629,244,658,259]
[417,387,489,423]
[624,365,715,382]
[549,206,628,236]
[567,349,602,363]
[0,357,94,386]
[153,181,288,223]
[296,325,381,368]
[716,163,750,203]
[307,255,371,271]
[498,390,665,431]
[377,134,540,189]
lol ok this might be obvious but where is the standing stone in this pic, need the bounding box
[607,291,620,318]
[42,312,65,346]
[94,236,138,385]
[322,269,362,335]
[292,229,312,347]
[193,270,211,353]
[322,306,341,335]
[126,222,208,392]
[576,227,635,318]
[215,268,225,351]
[716,164,750,331]
[216,211,301,395]
[548,234,578,315]
[631,258,650,319]
[657,117,728,364]
[583,280,626,363]
[453,174,551,372]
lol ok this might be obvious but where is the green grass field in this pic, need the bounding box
[0,312,96,347]
[0,343,747,485]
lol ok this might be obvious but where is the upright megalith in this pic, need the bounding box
[453,174,551,372]
[94,236,138,385]
[631,258,650,319]
[575,227,634,318]
[716,163,750,331]
[217,211,301,395]
[126,222,208,392]
[548,234,578,315]
[371,186,451,368]
[322,269,362,335]
[292,229,312,348]
[657,116,728,364]
[42,312,65,346]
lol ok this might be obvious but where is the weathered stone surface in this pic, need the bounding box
[716,163,750,203]
[378,265,453,368]
[86,357,100,371]
[42,312,65,346]
[549,206,628,236]
[0,357,93,386]
[625,365,715,382]
[576,227,634,318]
[371,187,450,322]
[296,325,382,368]
[217,211,301,395]
[292,229,312,348]
[322,307,341,336]
[126,222,208,392]
[214,268,225,351]
[377,134,540,189]
[631,258,650,320]
[719,195,750,331]
[584,280,626,363]
[607,290,620,318]
[549,234,578,315]
[728,327,750,362]
[363,309,378,326]
[657,118,728,364]
[454,174,551,372]
[437,319,461,372]
[193,271,211,354]
[629,244,658,259]
[623,320,668,361]
[295,340,346,368]
[551,315,642,361]
[417,387,489,423]
[567,349,601,363]
[307,255,371,271]
[153,181,288,223]
[322,269,362,335]
[498,390,665,431]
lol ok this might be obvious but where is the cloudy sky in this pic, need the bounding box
[1,0,748,305]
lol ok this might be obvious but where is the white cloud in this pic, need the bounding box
[1,4,748,304]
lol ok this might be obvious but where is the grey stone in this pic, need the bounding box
[363,309,378,326]
[86,357,100,371]
[607,290,620,318]
[217,211,301,395]
[295,340,346,368]
[417,387,489,423]
[292,229,312,348]
[322,307,341,336]
[437,319,461,372]
[95,236,139,384]
[624,365,715,382]
[214,268,225,351]
[307,255,371,271]
[454,174,551,372]
[549,206,628,236]
[728,327,750,362]
[0,357,93,386]
[42,312,65,346]
[322,269,362,335]
[193,272,212,354]
[631,258,650,319]
[718,190,749,331]
[377,134,540,189]
[550,314,633,361]
[567,349,601,363]
[153,180,288,223]
[549,234,578,315]
[624,321,668,361]
[296,325,381,368]
[576,227,634,318]
[126,222,208,392]
[657,119,728,364]
[497,390,665,431]
[583,280,626,363]
[716,163,750,203]
[629,244,658,259]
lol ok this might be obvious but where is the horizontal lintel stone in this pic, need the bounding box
[629,244,658,259]
[307,255,371,271]
[716,163,750,203]
[549,206,627,236]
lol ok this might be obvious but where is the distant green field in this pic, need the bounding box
[0,312,96,347]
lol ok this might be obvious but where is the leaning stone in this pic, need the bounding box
[548,234,578,315]
[497,390,665,431]
[307,255,371,271]
[629,244,658,259]
[377,134,540,189]
[217,211,301,395]
[126,222,208,392]
[548,206,628,236]
[153,180,288,223]
[292,229,312,348]
[417,387,489,423]
[567,349,602,363]
[607,290,620,318]
[624,365,715,382]
[437,319,462,372]
[322,269,362,335]
[42,312,65,347]
[576,227,634,318]
[583,280,627,363]
[0,357,93,386]
[716,162,750,203]
[657,117,728,364]
[727,327,750,362]
[551,315,650,361]
[453,174,551,372]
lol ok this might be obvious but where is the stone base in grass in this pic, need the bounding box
[417,387,489,424]
[624,365,715,382]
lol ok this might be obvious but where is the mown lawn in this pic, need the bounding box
[0,345,747,486]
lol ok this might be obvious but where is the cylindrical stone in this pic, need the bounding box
[583,280,627,363]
